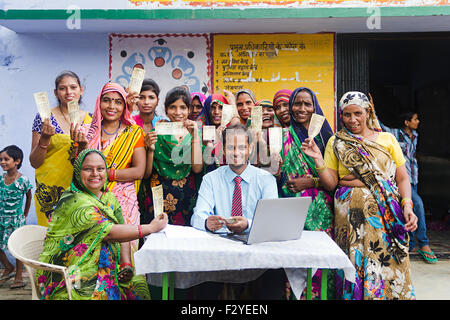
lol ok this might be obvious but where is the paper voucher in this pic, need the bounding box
[152,185,164,218]
[68,100,80,124]
[34,92,51,120]
[155,122,186,135]
[250,105,262,132]
[202,125,216,141]
[128,67,146,94]
[221,104,236,127]
[268,127,283,155]
[308,113,325,139]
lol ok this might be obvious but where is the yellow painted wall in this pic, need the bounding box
[212,33,336,130]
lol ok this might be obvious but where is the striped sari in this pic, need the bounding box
[86,82,145,254]
[101,124,145,228]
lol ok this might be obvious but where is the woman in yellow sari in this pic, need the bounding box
[85,82,146,254]
[30,71,92,227]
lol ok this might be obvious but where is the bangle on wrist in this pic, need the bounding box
[316,162,326,172]
[138,225,143,239]
[120,262,133,269]
[401,197,413,209]
[108,169,116,182]
[312,177,319,188]
[38,141,50,149]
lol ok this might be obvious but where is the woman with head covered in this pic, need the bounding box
[279,87,335,299]
[301,91,418,300]
[85,82,147,256]
[36,149,167,300]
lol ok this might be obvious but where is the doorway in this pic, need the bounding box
[337,32,450,257]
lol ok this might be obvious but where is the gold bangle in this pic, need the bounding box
[316,163,326,172]
[401,197,413,208]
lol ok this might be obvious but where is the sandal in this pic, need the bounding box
[9,280,26,289]
[417,249,438,264]
[0,270,16,283]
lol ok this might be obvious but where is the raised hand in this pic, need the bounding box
[70,123,88,150]
[125,90,140,112]
[300,137,323,161]
[41,118,56,141]
[144,131,158,152]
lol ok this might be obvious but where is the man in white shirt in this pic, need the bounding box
[191,123,285,299]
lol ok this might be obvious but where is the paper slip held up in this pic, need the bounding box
[269,127,283,154]
[152,185,164,218]
[202,125,216,141]
[155,122,186,136]
[68,100,80,124]
[128,67,145,94]
[308,113,325,140]
[221,104,236,127]
[250,105,262,131]
[34,92,51,120]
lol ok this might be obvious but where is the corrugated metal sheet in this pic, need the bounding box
[336,36,369,129]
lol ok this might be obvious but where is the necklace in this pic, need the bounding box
[102,122,121,135]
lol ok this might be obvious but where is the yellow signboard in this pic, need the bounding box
[212,33,336,130]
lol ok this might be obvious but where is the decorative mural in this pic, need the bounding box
[109,33,212,114]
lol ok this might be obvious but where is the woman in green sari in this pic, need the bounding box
[140,87,204,227]
[36,149,168,300]
[279,87,335,299]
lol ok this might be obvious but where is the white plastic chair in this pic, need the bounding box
[7,225,73,300]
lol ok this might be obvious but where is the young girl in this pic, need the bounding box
[129,78,166,132]
[0,145,33,289]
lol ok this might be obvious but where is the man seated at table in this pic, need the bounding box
[191,123,285,299]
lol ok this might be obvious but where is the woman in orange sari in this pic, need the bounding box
[86,82,146,254]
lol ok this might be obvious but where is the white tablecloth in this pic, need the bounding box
[134,225,355,298]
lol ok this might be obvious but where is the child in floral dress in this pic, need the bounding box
[0,145,33,289]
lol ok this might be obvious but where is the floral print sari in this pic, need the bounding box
[333,129,415,300]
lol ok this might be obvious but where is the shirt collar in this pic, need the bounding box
[400,128,418,141]
[225,162,253,184]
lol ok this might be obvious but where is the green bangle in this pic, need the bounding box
[312,177,319,188]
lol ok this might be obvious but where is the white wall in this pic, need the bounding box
[0,26,110,226]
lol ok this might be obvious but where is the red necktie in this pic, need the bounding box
[231,176,243,217]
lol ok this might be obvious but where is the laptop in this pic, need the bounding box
[220,197,311,245]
